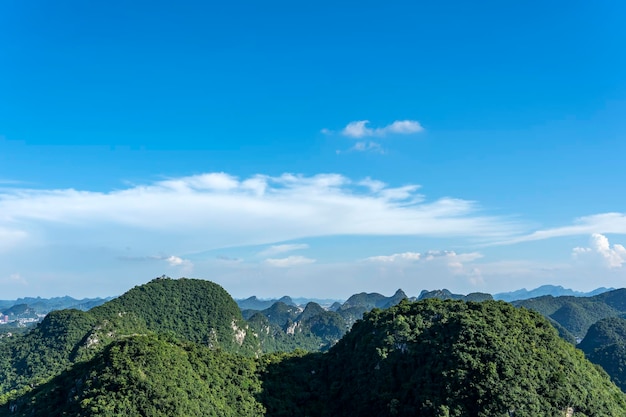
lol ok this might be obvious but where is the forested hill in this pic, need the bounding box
[89,277,257,352]
[3,279,626,416]
[0,277,259,401]
[4,335,265,417]
[5,296,626,417]
[261,299,626,417]
[514,288,626,339]
[579,317,626,392]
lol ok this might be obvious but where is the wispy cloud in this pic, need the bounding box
[366,252,422,262]
[365,250,484,287]
[118,254,194,270]
[165,255,192,267]
[500,213,626,245]
[258,243,309,257]
[335,141,384,154]
[0,172,521,259]
[340,120,424,138]
[366,250,482,265]
[351,141,384,153]
[216,255,241,262]
[265,255,316,267]
[573,233,626,268]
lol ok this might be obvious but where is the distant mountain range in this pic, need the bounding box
[236,284,612,311]
[494,285,613,302]
[0,284,605,320]
[0,296,113,316]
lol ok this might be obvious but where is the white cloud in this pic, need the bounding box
[160,172,239,192]
[364,250,484,289]
[358,177,386,193]
[119,254,194,270]
[342,121,372,138]
[265,255,316,267]
[166,255,186,266]
[340,120,424,138]
[0,172,521,259]
[501,213,626,245]
[366,252,422,263]
[573,233,626,268]
[258,243,309,257]
[367,250,482,264]
[385,120,424,134]
[351,141,384,153]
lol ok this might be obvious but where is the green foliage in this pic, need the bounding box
[0,309,98,394]
[91,277,259,354]
[0,277,260,402]
[514,290,626,339]
[3,335,265,417]
[256,302,300,327]
[4,283,626,417]
[417,289,493,302]
[580,317,626,391]
[258,350,325,416]
[262,299,626,417]
[245,301,348,353]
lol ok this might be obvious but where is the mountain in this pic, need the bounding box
[262,299,626,417]
[0,277,259,398]
[337,289,408,327]
[495,285,613,302]
[3,281,626,416]
[328,301,342,312]
[241,290,410,353]
[513,288,626,339]
[245,301,345,353]
[258,301,301,326]
[243,288,498,353]
[417,288,492,302]
[579,317,626,391]
[236,296,296,311]
[1,304,37,319]
[2,335,265,417]
[0,296,112,315]
[290,297,343,308]
[89,277,258,352]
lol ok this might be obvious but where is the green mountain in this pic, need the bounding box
[514,288,626,339]
[337,289,407,328]
[579,317,626,391]
[241,290,411,354]
[417,288,493,302]
[245,302,346,353]
[262,299,626,417]
[90,276,257,352]
[236,296,296,311]
[0,277,259,400]
[4,280,626,417]
[3,335,264,417]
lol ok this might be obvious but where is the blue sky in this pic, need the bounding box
[1,0,626,299]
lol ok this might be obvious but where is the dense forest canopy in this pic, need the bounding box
[2,278,626,417]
